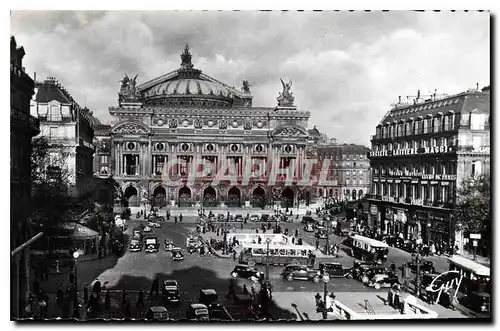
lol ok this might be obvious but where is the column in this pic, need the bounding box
[152,155,156,175]
[114,142,119,175]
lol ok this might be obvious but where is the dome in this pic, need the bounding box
[145,78,233,98]
[137,45,252,108]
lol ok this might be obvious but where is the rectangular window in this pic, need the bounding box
[470,114,485,130]
[49,105,61,121]
[100,155,109,164]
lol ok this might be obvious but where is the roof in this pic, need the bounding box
[200,289,217,295]
[190,303,208,309]
[56,222,99,239]
[318,144,370,155]
[448,255,490,276]
[149,306,168,313]
[307,126,321,137]
[35,80,72,104]
[351,234,389,248]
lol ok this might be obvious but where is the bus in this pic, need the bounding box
[226,232,292,246]
[448,255,491,294]
[238,242,317,267]
[344,235,389,263]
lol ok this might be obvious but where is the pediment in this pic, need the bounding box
[111,122,151,135]
[273,126,308,137]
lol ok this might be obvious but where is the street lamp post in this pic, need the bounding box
[72,251,80,318]
[325,220,330,255]
[414,239,422,298]
[322,272,330,320]
[427,222,431,247]
[265,238,272,284]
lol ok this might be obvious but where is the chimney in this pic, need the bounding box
[398,96,401,103]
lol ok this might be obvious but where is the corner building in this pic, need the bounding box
[107,46,316,209]
[367,87,490,247]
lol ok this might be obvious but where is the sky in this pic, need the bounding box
[10,11,490,146]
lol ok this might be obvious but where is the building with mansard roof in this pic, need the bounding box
[366,86,490,250]
[99,45,319,209]
[30,77,97,199]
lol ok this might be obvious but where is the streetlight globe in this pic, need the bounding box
[427,222,431,227]
[73,251,80,259]
[266,238,272,244]
[322,273,330,283]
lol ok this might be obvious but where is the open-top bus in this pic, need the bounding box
[344,234,389,263]
[238,242,317,267]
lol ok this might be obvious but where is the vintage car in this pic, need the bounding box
[148,214,165,223]
[147,221,162,228]
[460,291,491,317]
[129,239,142,252]
[132,227,144,240]
[186,236,203,252]
[303,223,315,232]
[281,264,321,282]
[199,289,221,309]
[260,214,270,222]
[368,273,400,289]
[407,259,436,274]
[171,247,184,261]
[234,214,244,222]
[162,280,181,303]
[347,261,387,283]
[250,214,260,222]
[145,306,170,321]
[164,239,175,251]
[301,215,317,224]
[143,225,152,232]
[318,262,345,278]
[186,303,209,321]
[230,265,262,282]
[315,229,328,239]
[144,237,160,253]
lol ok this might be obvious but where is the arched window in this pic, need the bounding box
[433,116,441,133]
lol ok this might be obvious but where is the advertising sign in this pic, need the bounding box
[470,233,481,240]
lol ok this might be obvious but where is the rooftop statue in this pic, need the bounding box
[277,78,295,106]
[118,73,140,102]
[242,80,251,94]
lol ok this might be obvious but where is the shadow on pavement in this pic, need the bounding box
[85,265,297,322]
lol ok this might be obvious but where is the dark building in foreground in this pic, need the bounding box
[366,86,490,250]
[10,36,41,319]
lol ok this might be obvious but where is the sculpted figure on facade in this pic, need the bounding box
[169,118,178,128]
[272,185,282,201]
[113,123,149,135]
[219,119,228,130]
[194,118,203,129]
[241,80,251,94]
[277,78,295,107]
[118,74,140,101]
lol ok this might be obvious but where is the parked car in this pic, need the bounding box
[261,214,270,222]
[164,239,175,251]
[407,259,436,274]
[144,237,160,253]
[368,273,400,289]
[129,239,142,252]
[234,214,244,222]
[162,280,181,303]
[148,221,162,228]
[145,306,170,321]
[301,215,317,224]
[143,225,152,232]
[460,291,491,317]
[250,215,260,222]
[171,247,184,261]
[230,265,262,282]
[347,261,387,283]
[318,262,345,278]
[281,264,320,282]
[186,303,209,321]
[199,289,221,309]
[132,227,144,240]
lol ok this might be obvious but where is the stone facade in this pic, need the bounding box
[316,143,371,201]
[30,78,97,200]
[367,87,490,247]
[10,36,40,319]
[101,46,318,209]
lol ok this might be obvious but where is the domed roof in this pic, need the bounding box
[145,78,233,98]
[138,45,252,108]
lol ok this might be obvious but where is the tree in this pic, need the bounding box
[30,136,73,230]
[455,173,491,237]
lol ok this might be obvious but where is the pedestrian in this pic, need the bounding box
[104,290,111,311]
[125,300,132,318]
[227,279,236,299]
[316,239,320,250]
[180,214,183,222]
[174,216,177,223]
[93,279,102,294]
[258,236,262,244]
[292,237,295,244]
[298,237,303,245]
[242,284,249,295]
[314,293,322,306]
[136,290,144,310]
[295,229,299,237]
[122,290,128,308]
[255,228,259,234]
[232,250,237,261]
[240,223,244,230]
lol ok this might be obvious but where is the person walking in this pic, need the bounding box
[104,290,111,311]
[315,239,320,250]
[227,279,236,299]
[179,214,183,222]
[83,286,89,305]
[242,284,249,295]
